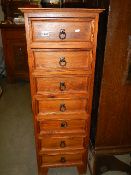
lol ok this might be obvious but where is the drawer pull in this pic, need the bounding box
[60,157,66,163]
[60,82,66,91]
[59,29,66,40]
[61,121,68,128]
[59,57,67,67]
[60,141,66,148]
[60,104,66,112]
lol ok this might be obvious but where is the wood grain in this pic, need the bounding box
[39,135,85,151]
[36,98,88,114]
[95,0,131,149]
[32,49,93,71]
[21,8,102,175]
[38,119,87,135]
[31,18,94,42]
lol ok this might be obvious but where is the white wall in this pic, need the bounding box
[0,0,4,47]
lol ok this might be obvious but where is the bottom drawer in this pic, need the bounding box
[40,152,84,167]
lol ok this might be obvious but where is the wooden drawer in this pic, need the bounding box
[34,76,90,96]
[38,119,87,134]
[34,98,88,114]
[40,152,84,167]
[39,135,85,151]
[32,49,93,71]
[30,18,94,43]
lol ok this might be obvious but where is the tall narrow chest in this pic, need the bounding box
[21,8,102,175]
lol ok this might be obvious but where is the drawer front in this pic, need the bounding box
[35,99,87,114]
[31,18,94,42]
[33,49,93,70]
[38,119,86,133]
[40,153,83,166]
[35,76,89,95]
[39,136,84,150]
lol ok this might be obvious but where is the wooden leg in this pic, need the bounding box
[77,165,87,175]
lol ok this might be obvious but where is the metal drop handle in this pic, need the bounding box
[60,157,66,163]
[60,104,66,112]
[59,29,66,40]
[60,141,66,148]
[61,121,68,128]
[59,57,67,67]
[60,82,66,91]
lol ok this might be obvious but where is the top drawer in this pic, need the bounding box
[30,18,95,44]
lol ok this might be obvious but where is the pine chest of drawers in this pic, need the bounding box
[21,8,103,175]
